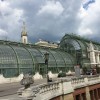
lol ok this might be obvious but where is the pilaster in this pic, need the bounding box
[85,87,91,100]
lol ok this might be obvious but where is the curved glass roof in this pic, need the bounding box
[60,34,100,67]
[0,45,17,68]
[11,46,33,68]
[60,34,100,55]
[0,40,76,77]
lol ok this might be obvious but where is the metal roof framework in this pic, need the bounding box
[60,34,100,68]
[0,39,75,77]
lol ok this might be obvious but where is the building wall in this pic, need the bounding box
[22,36,28,44]
[35,40,58,48]
[51,94,74,100]
[63,94,74,100]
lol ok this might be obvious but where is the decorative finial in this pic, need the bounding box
[21,21,28,44]
[21,21,27,37]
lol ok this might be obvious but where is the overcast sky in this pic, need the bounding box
[0,0,100,43]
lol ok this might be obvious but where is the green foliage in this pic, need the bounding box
[82,67,87,74]
[58,72,66,77]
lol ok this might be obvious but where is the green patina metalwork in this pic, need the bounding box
[2,33,99,77]
[9,44,19,76]
[60,33,100,68]
[23,47,35,74]
[0,39,75,77]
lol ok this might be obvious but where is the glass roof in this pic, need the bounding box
[0,43,75,69]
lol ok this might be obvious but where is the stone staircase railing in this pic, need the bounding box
[71,75,100,89]
[18,82,64,100]
[18,75,100,100]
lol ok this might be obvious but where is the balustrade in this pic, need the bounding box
[71,77,85,88]
[18,75,100,100]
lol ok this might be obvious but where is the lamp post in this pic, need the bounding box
[44,52,49,83]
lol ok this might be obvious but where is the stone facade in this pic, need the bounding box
[35,39,58,48]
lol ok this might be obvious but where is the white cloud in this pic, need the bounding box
[0,29,7,35]
[0,29,8,40]
[8,9,24,26]
[38,1,64,16]
[0,1,11,16]
[0,0,100,42]
[78,7,88,18]
[0,0,24,41]
[78,27,93,35]
[78,0,100,37]
[0,0,24,24]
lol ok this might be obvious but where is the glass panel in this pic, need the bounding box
[0,45,17,68]
[77,40,86,50]
[49,50,65,67]
[64,38,81,50]
[28,48,44,64]
[20,68,33,74]
[58,52,72,64]
[11,46,33,68]
[2,68,18,78]
[38,49,57,67]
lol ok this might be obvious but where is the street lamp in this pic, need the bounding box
[44,52,49,82]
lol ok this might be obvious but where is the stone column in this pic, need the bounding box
[84,78,91,100]
[95,54,100,73]
[96,53,99,64]
[85,87,91,100]
[90,52,96,63]
[62,81,74,100]
[89,42,96,65]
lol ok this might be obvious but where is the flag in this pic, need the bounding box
[83,0,95,10]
